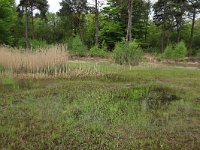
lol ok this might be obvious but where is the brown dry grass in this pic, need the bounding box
[0,46,69,71]
[0,46,105,79]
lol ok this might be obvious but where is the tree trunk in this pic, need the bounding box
[31,3,34,39]
[144,20,148,43]
[188,8,196,50]
[161,28,165,52]
[166,31,170,46]
[95,0,99,46]
[25,0,29,49]
[177,28,181,43]
[126,0,133,43]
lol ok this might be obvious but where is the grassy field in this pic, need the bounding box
[0,47,200,149]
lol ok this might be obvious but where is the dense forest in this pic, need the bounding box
[1,0,200,56]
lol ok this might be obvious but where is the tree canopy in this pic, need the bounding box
[0,0,200,54]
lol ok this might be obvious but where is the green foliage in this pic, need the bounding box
[113,41,143,65]
[174,41,188,58]
[146,22,161,49]
[0,77,18,89]
[0,0,16,44]
[59,0,87,37]
[82,14,96,48]
[68,35,87,57]
[163,41,188,59]
[89,46,107,58]
[16,38,48,50]
[100,17,123,50]
[30,39,48,50]
[196,49,200,58]
[16,38,26,49]
[163,45,174,58]
[17,0,48,19]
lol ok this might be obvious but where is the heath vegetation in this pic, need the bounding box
[1,0,200,149]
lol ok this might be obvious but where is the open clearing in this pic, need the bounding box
[0,59,200,150]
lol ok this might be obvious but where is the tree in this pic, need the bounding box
[153,0,174,51]
[17,0,49,48]
[59,0,88,37]
[82,14,96,48]
[103,0,151,45]
[132,0,151,43]
[187,0,200,50]
[0,0,16,45]
[100,17,123,50]
[101,1,125,50]
[126,0,133,43]
[171,0,187,43]
[95,0,99,46]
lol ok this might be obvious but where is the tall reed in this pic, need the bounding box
[0,46,103,79]
[0,46,68,72]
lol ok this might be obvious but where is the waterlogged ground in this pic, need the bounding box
[0,62,200,149]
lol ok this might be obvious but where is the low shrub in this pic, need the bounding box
[90,46,107,58]
[30,39,48,51]
[174,41,187,58]
[68,36,87,57]
[163,45,174,58]
[113,41,143,66]
[163,41,187,59]
[16,38,26,49]
[16,38,48,50]
[196,49,200,58]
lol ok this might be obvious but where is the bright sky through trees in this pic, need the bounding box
[15,0,157,13]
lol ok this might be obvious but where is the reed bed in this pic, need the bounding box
[0,46,104,79]
[0,46,68,71]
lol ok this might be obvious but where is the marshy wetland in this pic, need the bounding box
[0,48,200,149]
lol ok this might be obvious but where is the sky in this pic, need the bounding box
[15,0,105,13]
[16,0,157,13]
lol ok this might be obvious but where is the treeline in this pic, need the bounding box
[1,0,200,55]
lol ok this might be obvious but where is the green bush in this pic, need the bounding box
[90,46,107,58]
[196,50,200,58]
[174,41,188,58]
[163,41,188,59]
[163,45,174,58]
[16,38,48,50]
[113,41,143,66]
[113,42,127,65]
[30,39,48,51]
[68,36,87,57]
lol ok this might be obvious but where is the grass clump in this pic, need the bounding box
[113,41,143,66]
[1,78,16,89]
[0,75,18,89]
[163,41,188,59]
[89,46,107,58]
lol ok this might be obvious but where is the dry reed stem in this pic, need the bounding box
[0,46,105,79]
[0,46,69,71]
